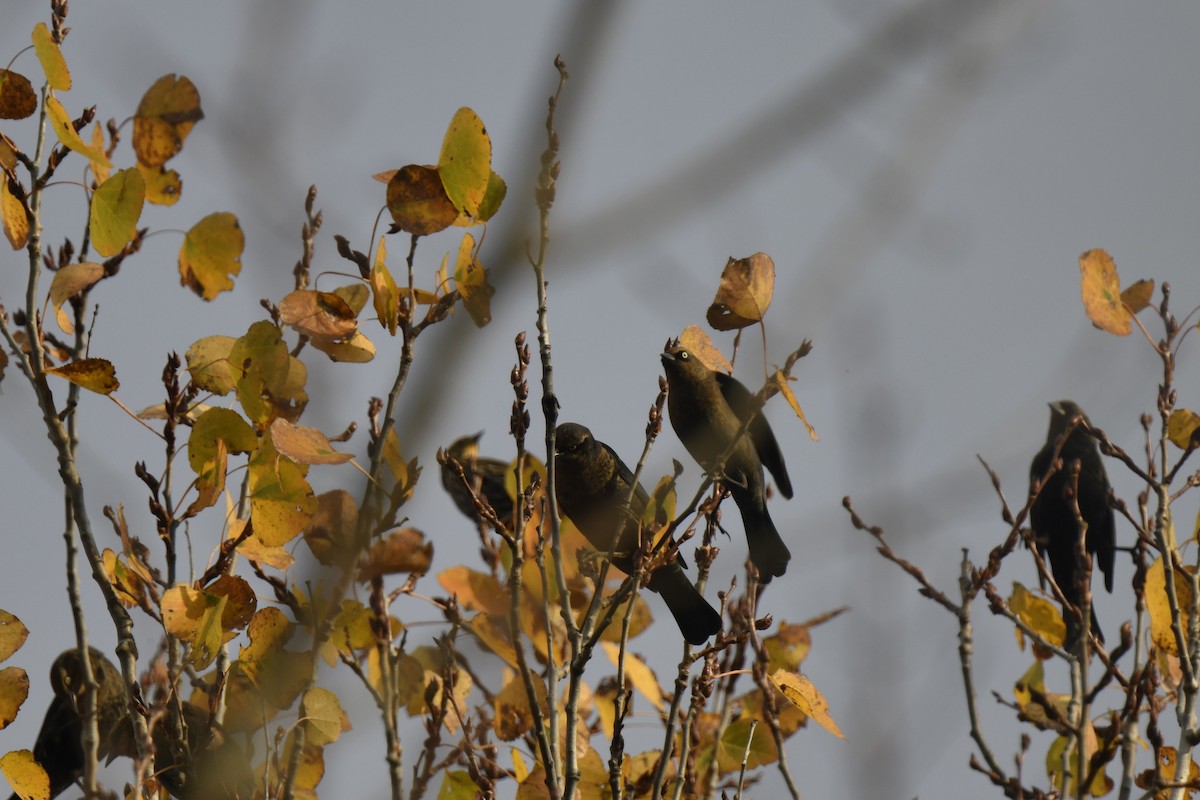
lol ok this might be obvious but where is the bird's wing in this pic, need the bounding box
[715,371,793,498]
[600,441,651,510]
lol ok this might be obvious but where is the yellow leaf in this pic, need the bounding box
[90,168,145,257]
[763,622,812,674]
[468,613,519,669]
[1,178,28,250]
[229,321,303,424]
[309,330,376,363]
[44,95,110,167]
[770,669,844,739]
[301,687,350,746]
[771,368,819,441]
[136,162,182,206]
[45,358,118,394]
[187,407,256,506]
[0,749,49,800]
[269,418,353,465]
[180,212,244,300]
[1120,278,1155,314]
[0,610,29,663]
[439,567,510,615]
[493,669,546,742]
[1146,556,1194,656]
[0,666,29,730]
[133,74,203,167]
[1079,249,1131,336]
[48,261,104,334]
[437,770,479,800]
[511,748,530,783]
[370,237,400,335]
[453,232,493,328]
[1167,409,1200,450]
[0,70,37,120]
[185,335,238,394]
[706,253,775,330]
[358,528,433,580]
[679,324,732,374]
[601,642,663,711]
[438,107,491,217]
[249,434,316,547]
[1010,582,1066,649]
[31,23,70,91]
[387,164,458,236]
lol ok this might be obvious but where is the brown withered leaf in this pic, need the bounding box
[0,71,36,120]
[358,528,432,580]
[133,74,203,167]
[279,290,358,341]
[706,253,774,330]
[386,164,458,236]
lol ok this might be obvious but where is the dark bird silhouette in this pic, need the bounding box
[1029,400,1116,648]
[8,648,251,800]
[660,343,792,580]
[441,432,516,528]
[8,647,131,800]
[554,422,722,645]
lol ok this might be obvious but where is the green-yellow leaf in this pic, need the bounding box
[180,212,244,300]
[90,169,145,257]
[301,687,350,746]
[437,769,478,800]
[45,358,118,394]
[31,24,70,91]
[438,107,491,217]
[249,434,316,547]
[185,335,238,394]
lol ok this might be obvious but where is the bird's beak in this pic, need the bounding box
[660,351,676,364]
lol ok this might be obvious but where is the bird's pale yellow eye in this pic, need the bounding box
[679,350,689,360]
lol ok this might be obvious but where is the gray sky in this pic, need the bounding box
[3,2,1199,798]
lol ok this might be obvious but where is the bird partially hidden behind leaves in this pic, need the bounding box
[441,432,517,529]
[554,422,722,645]
[8,647,252,800]
[660,342,793,580]
[1029,400,1116,649]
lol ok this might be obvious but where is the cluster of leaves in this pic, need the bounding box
[0,8,838,800]
[848,248,1200,799]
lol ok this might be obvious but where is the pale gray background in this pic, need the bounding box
[3,2,1199,798]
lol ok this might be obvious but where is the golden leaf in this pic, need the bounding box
[706,253,775,331]
[771,368,819,441]
[1146,556,1194,656]
[679,324,732,373]
[44,95,109,167]
[0,609,29,663]
[133,74,203,167]
[438,567,510,615]
[0,749,48,800]
[0,666,29,729]
[769,669,844,739]
[48,261,104,334]
[1167,409,1200,450]
[453,232,493,328]
[1009,582,1066,649]
[309,330,376,363]
[31,23,70,91]
[45,358,118,394]
[601,643,663,711]
[1078,249,1131,336]
[370,237,400,335]
[2,177,29,250]
[136,162,182,206]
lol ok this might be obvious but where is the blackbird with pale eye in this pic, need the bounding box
[554,422,722,645]
[441,432,516,528]
[660,343,792,580]
[7,647,131,800]
[1029,399,1115,648]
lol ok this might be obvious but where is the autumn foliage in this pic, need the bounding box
[0,8,834,800]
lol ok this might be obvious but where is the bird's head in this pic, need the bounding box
[447,431,484,462]
[554,422,593,459]
[660,341,706,381]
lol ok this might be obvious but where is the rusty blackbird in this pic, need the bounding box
[1029,399,1115,648]
[554,422,722,645]
[441,432,516,528]
[660,344,792,580]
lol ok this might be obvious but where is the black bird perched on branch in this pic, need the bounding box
[1029,399,1115,648]
[554,422,722,645]
[660,343,793,580]
[8,647,132,800]
[441,432,517,529]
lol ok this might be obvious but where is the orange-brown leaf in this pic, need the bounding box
[706,253,775,330]
[0,70,36,120]
[358,529,432,580]
[386,164,458,236]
